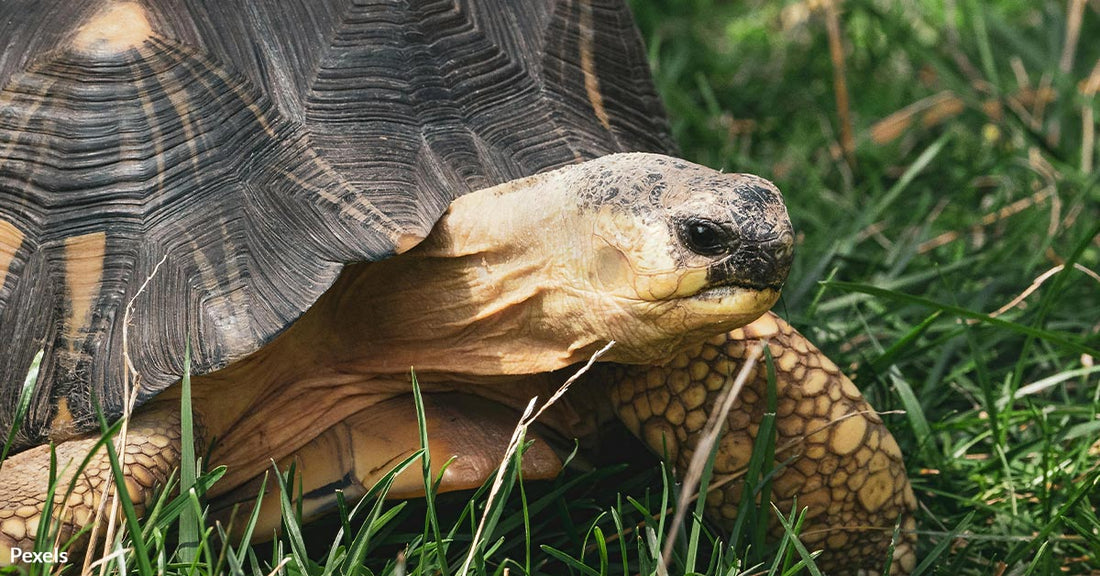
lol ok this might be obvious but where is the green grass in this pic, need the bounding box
[5,1,1099,574]
[632,0,1100,573]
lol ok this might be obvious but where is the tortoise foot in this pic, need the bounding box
[607,312,918,575]
[0,409,182,566]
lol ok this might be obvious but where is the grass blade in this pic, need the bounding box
[412,372,451,575]
[823,281,1099,357]
[94,401,154,576]
[179,341,200,563]
[0,350,43,470]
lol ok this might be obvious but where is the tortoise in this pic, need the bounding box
[0,0,917,572]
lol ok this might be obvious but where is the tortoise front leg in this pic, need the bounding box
[605,312,917,575]
[0,407,184,565]
[209,392,568,541]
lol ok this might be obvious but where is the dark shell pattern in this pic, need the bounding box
[0,0,674,450]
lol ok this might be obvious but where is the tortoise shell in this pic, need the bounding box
[0,0,673,450]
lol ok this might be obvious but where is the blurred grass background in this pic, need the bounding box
[627,0,1100,573]
[30,2,1099,575]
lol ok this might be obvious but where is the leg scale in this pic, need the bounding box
[0,408,184,565]
[606,312,917,575]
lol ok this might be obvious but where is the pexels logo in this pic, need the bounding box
[8,548,68,565]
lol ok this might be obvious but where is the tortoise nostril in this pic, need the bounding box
[765,233,795,284]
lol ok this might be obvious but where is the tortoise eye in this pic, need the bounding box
[680,218,731,256]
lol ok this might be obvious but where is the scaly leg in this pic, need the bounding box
[0,408,183,565]
[604,312,917,575]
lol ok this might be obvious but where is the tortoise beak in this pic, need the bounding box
[708,226,795,291]
[699,200,796,292]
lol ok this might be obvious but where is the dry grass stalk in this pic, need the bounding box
[1061,0,1087,74]
[918,189,1053,253]
[942,0,985,85]
[823,0,855,168]
[658,340,765,576]
[78,255,167,575]
[86,548,128,573]
[869,92,966,145]
[457,340,616,576]
[264,557,291,576]
[1080,59,1100,172]
[970,263,1100,325]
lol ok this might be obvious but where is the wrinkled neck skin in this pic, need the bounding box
[305,169,621,378]
[180,171,601,442]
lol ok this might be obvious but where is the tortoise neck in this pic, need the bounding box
[183,170,601,440]
[298,170,609,378]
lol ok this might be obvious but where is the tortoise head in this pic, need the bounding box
[323,152,794,376]
[568,153,794,364]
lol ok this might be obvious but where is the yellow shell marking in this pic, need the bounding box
[72,3,155,54]
[48,398,76,439]
[63,232,106,348]
[0,219,23,292]
[577,0,610,130]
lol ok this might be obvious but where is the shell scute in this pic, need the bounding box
[0,0,674,449]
